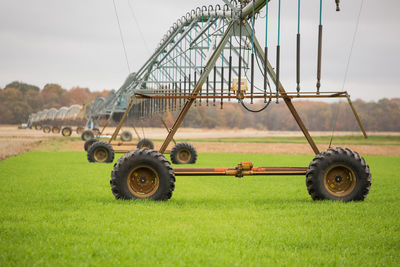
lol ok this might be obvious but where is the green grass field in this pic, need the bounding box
[1,151,399,266]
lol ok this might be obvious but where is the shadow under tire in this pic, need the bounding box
[87,141,114,163]
[81,130,94,141]
[84,138,98,151]
[170,142,197,164]
[120,131,133,142]
[110,149,175,201]
[137,138,154,149]
[306,147,371,202]
[61,126,72,136]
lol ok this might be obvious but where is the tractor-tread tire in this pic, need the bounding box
[137,138,154,149]
[306,147,371,202]
[87,141,114,163]
[110,148,175,201]
[61,126,72,136]
[84,138,98,151]
[120,131,133,142]
[43,126,51,133]
[81,130,94,141]
[170,142,197,164]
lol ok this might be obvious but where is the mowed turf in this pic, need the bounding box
[0,151,399,266]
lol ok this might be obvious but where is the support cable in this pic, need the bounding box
[127,0,151,55]
[112,0,131,73]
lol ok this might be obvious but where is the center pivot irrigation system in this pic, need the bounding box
[105,0,371,202]
[82,73,198,165]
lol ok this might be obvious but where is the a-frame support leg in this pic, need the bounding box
[159,20,320,155]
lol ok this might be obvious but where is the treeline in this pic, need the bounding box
[1,81,399,131]
[146,98,400,132]
[0,81,109,124]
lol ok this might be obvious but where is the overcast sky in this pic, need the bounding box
[0,0,399,102]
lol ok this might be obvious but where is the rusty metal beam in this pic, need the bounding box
[131,125,141,140]
[110,141,138,146]
[100,120,110,135]
[346,93,368,139]
[135,92,348,99]
[174,167,307,176]
[159,115,177,145]
[108,96,135,144]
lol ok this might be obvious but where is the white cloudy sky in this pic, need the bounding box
[0,0,399,101]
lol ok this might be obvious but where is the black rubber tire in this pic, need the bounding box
[81,130,94,141]
[43,126,51,133]
[87,141,114,163]
[52,126,60,134]
[84,138,98,151]
[306,147,371,202]
[170,142,197,164]
[61,126,72,136]
[110,149,175,201]
[137,138,154,149]
[120,131,133,142]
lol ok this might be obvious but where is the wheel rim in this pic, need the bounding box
[44,127,50,133]
[63,128,71,136]
[127,165,159,198]
[177,149,191,164]
[324,164,357,197]
[77,127,84,134]
[53,127,60,134]
[94,147,108,162]
[83,132,91,140]
[140,142,151,149]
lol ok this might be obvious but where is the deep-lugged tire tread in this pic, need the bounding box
[61,126,72,136]
[84,138,98,151]
[110,149,175,201]
[81,130,94,141]
[87,141,114,163]
[120,131,133,142]
[306,147,371,202]
[136,138,154,149]
[170,142,197,164]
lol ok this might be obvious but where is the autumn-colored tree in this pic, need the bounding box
[5,81,40,94]
[1,80,400,131]
[69,87,92,105]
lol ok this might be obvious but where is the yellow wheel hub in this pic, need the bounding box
[127,166,159,198]
[177,149,191,164]
[324,164,356,197]
[94,147,108,162]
